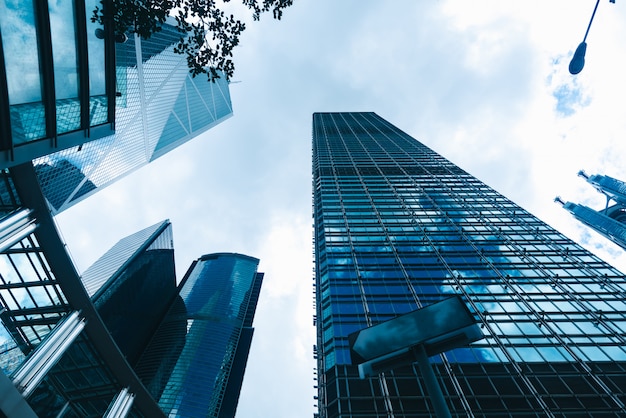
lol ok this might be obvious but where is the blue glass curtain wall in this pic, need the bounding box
[133,253,262,418]
[30,26,232,215]
[313,112,626,417]
[0,0,115,167]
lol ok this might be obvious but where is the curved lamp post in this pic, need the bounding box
[569,0,616,74]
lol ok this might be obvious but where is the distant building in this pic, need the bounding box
[82,224,263,417]
[558,171,626,250]
[313,112,626,417]
[0,166,263,417]
[134,252,264,418]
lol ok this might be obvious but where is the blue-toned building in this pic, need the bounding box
[80,226,262,417]
[32,21,233,214]
[558,171,626,250]
[0,166,263,417]
[1,0,232,213]
[0,0,115,167]
[313,112,626,417]
[134,252,263,418]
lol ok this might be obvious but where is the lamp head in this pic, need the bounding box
[569,42,587,75]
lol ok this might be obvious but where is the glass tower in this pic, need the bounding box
[81,220,178,366]
[32,21,233,214]
[134,252,264,418]
[312,112,626,417]
[558,171,626,250]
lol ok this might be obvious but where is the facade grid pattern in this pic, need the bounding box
[32,22,233,214]
[0,167,155,417]
[313,112,626,417]
[0,0,115,166]
[134,252,263,418]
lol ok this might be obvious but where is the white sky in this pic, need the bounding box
[55,1,626,416]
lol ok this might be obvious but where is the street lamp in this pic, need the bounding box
[348,296,483,418]
[569,0,615,75]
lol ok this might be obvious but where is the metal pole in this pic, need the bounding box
[583,0,601,43]
[413,345,452,418]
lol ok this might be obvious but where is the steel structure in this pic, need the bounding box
[0,163,165,417]
[312,112,626,417]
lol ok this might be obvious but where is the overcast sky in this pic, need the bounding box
[55,1,626,416]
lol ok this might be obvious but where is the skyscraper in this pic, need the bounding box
[0,163,263,416]
[32,19,232,214]
[81,220,178,367]
[134,252,264,418]
[558,171,626,250]
[313,112,626,417]
[1,1,232,213]
[81,224,263,417]
[0,0,116,167]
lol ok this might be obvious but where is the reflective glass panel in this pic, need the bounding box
[49,0,80,133]
[0,0,45,142]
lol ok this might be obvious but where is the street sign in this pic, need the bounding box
[348,296,482,365]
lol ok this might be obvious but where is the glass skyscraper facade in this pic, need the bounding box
[0,0,116,167]
[0,162,263,416]
[1,0,232,212]
[134,252,263,418]
[0,2,239,414]
[312,112,626,417]
[82,221,178,367]
[32,21,233,214]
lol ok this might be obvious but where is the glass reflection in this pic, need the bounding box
[0,0,45,142]
[85,0,106,126]
[49,0,80,133]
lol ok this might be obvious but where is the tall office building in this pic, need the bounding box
[0,163,262,416]
[558,171,626,250]
[32,19,232,214]
[1,0,232,213]
[134,252,264,418]
[80,220,178,367]
[313,112,626,417]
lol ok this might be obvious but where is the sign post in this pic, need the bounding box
[348,296,483,418]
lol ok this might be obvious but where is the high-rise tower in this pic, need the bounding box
[134,252,263,418]
[1,0,232,213]
[32,20,232,214]
[558,171,626,250]
[80,226,263,417]
[312,112,626,417]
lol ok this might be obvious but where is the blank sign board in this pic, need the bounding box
[349,296,482,365]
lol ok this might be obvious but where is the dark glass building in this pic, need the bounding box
[0,163,263,416]
[81,226,263,417]
[134,252,264,418]
[312,112,626,417]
